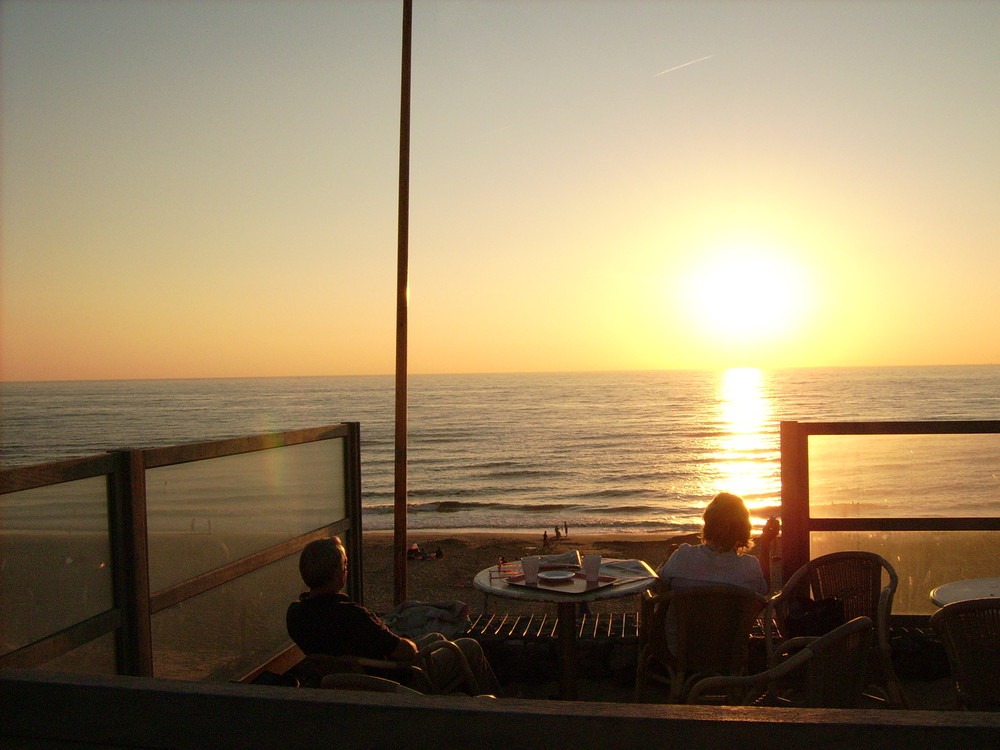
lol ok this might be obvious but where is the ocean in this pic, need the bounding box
[2,365,999,535]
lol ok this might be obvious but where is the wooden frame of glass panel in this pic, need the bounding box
[0,422,361,677]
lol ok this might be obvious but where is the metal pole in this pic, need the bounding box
[393,0,413,606]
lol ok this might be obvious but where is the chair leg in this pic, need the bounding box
[669,671,684,703]
[879,649,908,709]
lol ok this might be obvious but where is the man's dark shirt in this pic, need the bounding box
[286,591,403,659]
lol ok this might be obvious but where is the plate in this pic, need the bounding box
[538,570,575,581]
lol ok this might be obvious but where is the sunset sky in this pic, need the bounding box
[2,0,997,382]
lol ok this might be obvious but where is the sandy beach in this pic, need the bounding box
[360,530,706,615]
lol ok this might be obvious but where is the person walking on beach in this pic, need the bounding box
[543,530,548,546]
[286,537,501,695]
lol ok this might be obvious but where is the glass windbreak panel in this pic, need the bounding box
[809,434,1000,518]
[151,552,300,681]
[810,530,1000,616]
[146,438,346,592]
[1,478,114,654]
[41,631,117,675]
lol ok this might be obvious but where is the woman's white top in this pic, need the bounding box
[656,543,768,596]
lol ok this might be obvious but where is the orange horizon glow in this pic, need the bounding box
[2,2,998,383]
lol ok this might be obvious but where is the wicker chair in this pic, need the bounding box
[299,639,478,695]
[296,653,432,692]
[929,597,1000,711]
[762,550,906,708]
[687,616,874,707]
[320,672,424,694]
[634,585,766,703]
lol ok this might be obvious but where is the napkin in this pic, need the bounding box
[538,550,582,569]
[601,559,657,579]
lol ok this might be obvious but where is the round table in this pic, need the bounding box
[930,577,1000,607]
[472,559,656,699]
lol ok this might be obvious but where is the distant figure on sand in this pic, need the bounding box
[554,526,561,540]
[286,537,500,695]
[543,530,548,546]
[407,542,431,561]
[563,521,568,537]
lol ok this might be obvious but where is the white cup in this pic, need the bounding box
[583,554,602,582]
[521,556,540,585]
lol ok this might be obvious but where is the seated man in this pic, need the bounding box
[287,536,500,696]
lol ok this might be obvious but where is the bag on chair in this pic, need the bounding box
[785,596,846,638]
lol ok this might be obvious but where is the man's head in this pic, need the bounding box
[298,537,347,591]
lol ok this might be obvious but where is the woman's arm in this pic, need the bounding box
[756,517,780,584]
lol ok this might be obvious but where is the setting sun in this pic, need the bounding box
[680,244,809,346]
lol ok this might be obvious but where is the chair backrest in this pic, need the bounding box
[930,597,1000,710]
[670,585,766,675]
[779,551,896,626]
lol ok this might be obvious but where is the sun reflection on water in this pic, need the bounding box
[715,367,779,521]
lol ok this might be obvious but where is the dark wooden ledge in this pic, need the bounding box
[4,668,1000,749]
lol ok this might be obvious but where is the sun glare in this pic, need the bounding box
[680,245,807,345]
[715,367,777,510]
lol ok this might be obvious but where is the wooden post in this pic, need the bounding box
[108,449,153,677]
[779,420,810,582]
[556,601,578,700]
[344,422,365,604]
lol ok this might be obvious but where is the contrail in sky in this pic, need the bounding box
[655,54,714,77]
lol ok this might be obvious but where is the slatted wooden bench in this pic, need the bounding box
[467,611,641,644]
[468,610,767,642]
[466,611,643,682]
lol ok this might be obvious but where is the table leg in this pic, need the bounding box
[556,601,577,700]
